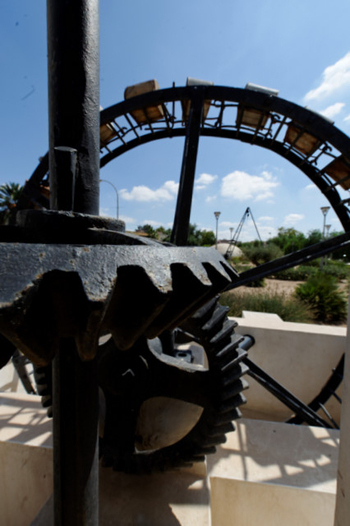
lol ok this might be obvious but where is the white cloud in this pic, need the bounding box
[283,213,304,226]
[119,215,137,224]
[319,102,345,119]
[344,113,350,122]
[304,52,350,102]
[305,183,317,191]
[99,207,110,217]
[141,219,162,227]
[258,216,274,222]
[195,173,218,190]
[221,221,237,228]
[120,180,179,202]
[205,195,217,203]
[221,170,279,202]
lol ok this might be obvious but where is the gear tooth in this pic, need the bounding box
[202,304,229,334]
[173,461,194,470]
[106,265,170,349]
[222,377,249,392]
[34,364,53,410]
[221,362,249,378]
[215,336,246,359]
[213,409,241,424]
[202,435,227,447]
[218,351,248,378]
[208,423,235,436]
[220,394,247,414]
[186,455,206,464]
[209,320,235,346]
[147,263,211,336]
[202,260,239,289]
[41,395,52,408]
[192,446,217,456]
[188,296,218,323]
[220,379,249,401]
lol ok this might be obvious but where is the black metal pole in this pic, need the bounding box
[170,89,204,245]
[47,1,100,524]
[53,341,99,525]
[47,0,100,215]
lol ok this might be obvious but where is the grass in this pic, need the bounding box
[220,290,315,323]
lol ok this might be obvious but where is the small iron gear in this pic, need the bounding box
[34,297,248,473]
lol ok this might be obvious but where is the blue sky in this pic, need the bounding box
[2,1,350,241]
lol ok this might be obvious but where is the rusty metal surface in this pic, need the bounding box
[0,242,238,365]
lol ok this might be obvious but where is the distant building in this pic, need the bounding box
[213,242,243,258]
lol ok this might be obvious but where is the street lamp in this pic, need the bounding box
[214,211,221,250]
[100,179,119,219]
[325,224,331,265]
[320,206,330,269]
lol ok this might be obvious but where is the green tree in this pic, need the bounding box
[135,224,156,238]
[155,226,171,242]
[268,227,306,255]
[187,224,215,246]
[304,229,322,247]
[0,182,23,225]
[198,229,216,246]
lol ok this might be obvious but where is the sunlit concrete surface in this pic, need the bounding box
[232,312,346,424]
[210,478,336,526]
[0,313,347,525]
[0,392,340,526]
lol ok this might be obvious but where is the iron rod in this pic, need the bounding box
[53,340,99,526]
[47,0,100,215]
[171,89,204,245]
[47,1,100,524]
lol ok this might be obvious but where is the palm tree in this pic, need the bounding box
[0,182,23,225]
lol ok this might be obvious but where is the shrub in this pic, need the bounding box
[322,261,350,281]
[295,272,347,323]
[241,243,283,266]
[219,290,314,323]
[274,266,318,281]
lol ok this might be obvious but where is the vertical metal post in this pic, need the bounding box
[46,1,100,524]
[214,211,221,249]
[170,89,204,246]
[47,0,100,215]
[53,341,99,526]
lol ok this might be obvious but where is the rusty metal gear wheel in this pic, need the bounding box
[97,296,248,473]
[34,297,248,473]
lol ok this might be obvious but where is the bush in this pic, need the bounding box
[230,263,265,287]
[273,261,350,282]
[322,261,350,281]
[295,272,347,323]
[219,290,314,323]
[274,266,318,281]
[241,243,283,266]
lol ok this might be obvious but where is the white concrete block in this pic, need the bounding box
[210,478,336,526]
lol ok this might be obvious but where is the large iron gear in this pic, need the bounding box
[35,297,248,473]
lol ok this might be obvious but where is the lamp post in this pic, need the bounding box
[100,179,119,219]
[320,206,330,269]
[214,211,221,250]
[325,224,331,265]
